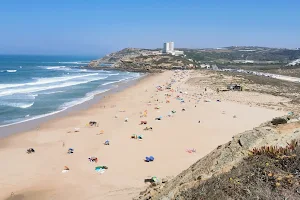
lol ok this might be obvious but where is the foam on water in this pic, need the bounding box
[0,94,36,109]
[0,73,100,90]
[0,76,108,97]
[58,61,90,64]
[101,77,131,86]
[0,55,142,127]
[38,91,65,95]
[60,89,110,110]
[0,102,35,109]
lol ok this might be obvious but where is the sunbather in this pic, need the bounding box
[143,127,153,131]
[155,116,162,120]
[131,134,137,139]
[104,140,110,145]
[68,148,74,154]
[89,121,98,127]
[89,157,98,162]
[26,148,35,154]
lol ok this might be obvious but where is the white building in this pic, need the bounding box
[172,50,184,56]
[169,42,174,52]
[163,42,170,53]
[163,41,184,56]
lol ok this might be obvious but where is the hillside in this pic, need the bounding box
[182,46,300,65]
[136,114,300,200]
[86,47,300,73]
[87,48,195,72]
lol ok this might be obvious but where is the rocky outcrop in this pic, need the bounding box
[135,114,300,200]
[86,48,195,72]
[87,48,152,68]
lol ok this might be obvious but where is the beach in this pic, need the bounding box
[0,70,286,200]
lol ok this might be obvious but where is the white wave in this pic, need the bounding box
[58,61,90,65]
[45,66,67,70]
[0,102,34,109]
[0,87,109,127]
[38,66,74,71]
[0,73,100,90]
[39,91,64,95]
[107,73,120,76]
[0,94,35,109]
[60,89,110,110]
[0,76,108,97]
[101,77,131,86]
[0,74,143,128]
[7,70,17,73]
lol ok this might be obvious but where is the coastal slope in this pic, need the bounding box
[87,48,195,72]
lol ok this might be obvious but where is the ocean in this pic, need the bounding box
[0,55,141,127]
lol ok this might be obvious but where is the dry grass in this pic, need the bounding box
[178,141,300,200]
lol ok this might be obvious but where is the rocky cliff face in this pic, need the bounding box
[88,48,143,68]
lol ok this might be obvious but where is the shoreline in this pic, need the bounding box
[83,66,163,73]
[0,74,148,138]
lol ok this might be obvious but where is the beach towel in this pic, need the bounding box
[95,166,108,170]
[186,148,196,153]
[96,168,106,174]
[145,156,154,162]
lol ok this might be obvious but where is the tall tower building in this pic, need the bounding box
[169,42,174,52]
[163,42,170,53]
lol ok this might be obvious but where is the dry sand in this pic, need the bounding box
[0,70,286,200]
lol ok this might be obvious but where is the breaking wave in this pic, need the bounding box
[0,73,100,90]
[0,76,108,97]
[6,70,17,73]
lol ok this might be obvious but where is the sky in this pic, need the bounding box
[0,0,299,55]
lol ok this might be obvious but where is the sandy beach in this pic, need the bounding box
[0,70,286,200]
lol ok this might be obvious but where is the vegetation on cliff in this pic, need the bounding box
[87,48,195,72]
[182,46,300,64]
[179,140,300,200]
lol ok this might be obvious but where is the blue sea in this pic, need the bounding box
[0,55,141,126]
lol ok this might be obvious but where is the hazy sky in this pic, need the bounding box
[0,0,299,55]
